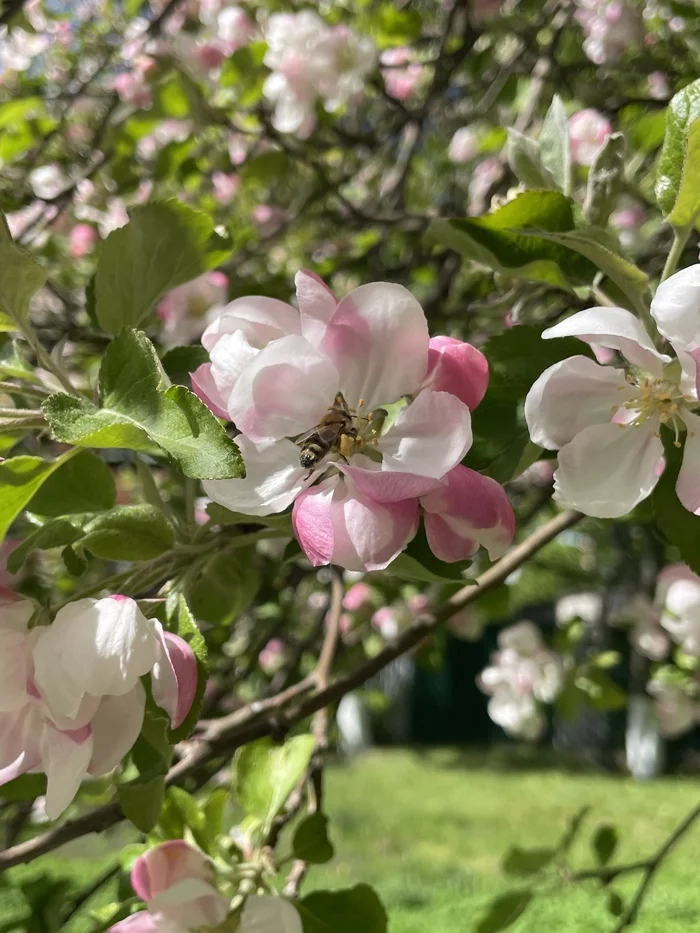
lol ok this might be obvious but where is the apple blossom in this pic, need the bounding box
[113,68,152,108]
[478,621,564,740]
[448,127,478,163]
[658,567,700,657]
[157,271,229,347]
[0,25,48,72]
[29,163,67,200]
[69,223,98,258]
[212,171,240,204]
[568,109,612,166]
[647,679,700,738]
[343,581,373,612]
[194,270,513,571]
[259,637,289,675]
[574,0,644,64]
[381,47,423,102]
[524,263,700,519]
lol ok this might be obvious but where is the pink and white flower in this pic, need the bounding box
[157,271,229,347]
[29,163,67,201]
[657,564,700,657]
[381,47,423,102]
[478,621,564,740]
[524,264,700,519]
[448,127,478,164]
[568,109,612,166]
[647,679,700,738]
[194,270,513,571]
[0,595,198,819]
[574,0,644,64]
[69,224,98,259]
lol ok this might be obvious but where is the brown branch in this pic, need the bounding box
[0,509,582,871]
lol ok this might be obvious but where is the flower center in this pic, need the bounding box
[616,375,689,445]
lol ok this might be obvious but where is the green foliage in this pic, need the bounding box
[42,329,243,480]
[0,212,45,329]
[79,505,175,560]
[188,549,262,625]
[119,701,172,833]
[235,735,315,833]
[501,847,556,876]
[118,772,166,834]
[474,890,533,933]
[28,449,116,515]
[667,120,700,230]
[652,427,700,574]
[583,133,626,227]
[293,813,335,865]
[592,824,619,866]
[539,96,572,196]
[656,78,700,217]
[94,200,229,334]
[6,517,84,573]
[0,450,76,546]
[297,884,387,933]
[466,325,593,482]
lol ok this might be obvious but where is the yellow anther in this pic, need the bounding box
[674,440,682,448]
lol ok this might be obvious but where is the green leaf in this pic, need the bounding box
[506,129,558,190]
[94,200,224,334]
[592,824,618,866]
[389,526,471,583]
[161,345,209,386]
[667,119,700,229]
[539,95,571,195]
[298,884,387,933]
[0,450,75,546]
[583,133,626,227]
[42,329,244,480]
[502,847,556,876]
[0,773,46,801]
[118,774,165,834]
[516,227,650,313]
[188,550,261,625]
[28,449,116,515]
[236,735,315,832]
[0,212,46,328]
[653,426,700,574]
[656,79,700,217]
[427,192,595,291]
[168,595,208,742]
[6,518,84,573]
[466,325,593,482]
[293,813,335,865]
[475,891,533,933]
[80,504,175,560]
[607,892,624,917]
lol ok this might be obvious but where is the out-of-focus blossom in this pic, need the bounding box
[251,204,285,233]
[372,606,400,639]
[647,679,699,738]
[0,26,48,72]
[448,127,478,163]
[574,0,644,64]
[343,582,373,612]
[611,201,647,252]
[29,164,67,201]
[468,156,504,215]
[569,109,612,166]
[556,592,602,627]
[157,271,229,347]
[113,64,153,109]
[648,70,670,100]
[659,567,700,656]
[478,621,564,740]
[99,198,129,236]
[69,224,98,259]
[212,171,240,204]
[262,11,375,137]
[228,134,248,166]
[136,120,191,161]
[449,607,485,641]
[525,265,700,519]
[381,47,423,102]
[259,638,288,675]
[471,0,502,22]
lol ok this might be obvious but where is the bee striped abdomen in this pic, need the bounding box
[299,443,326,468]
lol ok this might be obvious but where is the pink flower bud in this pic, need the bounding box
[343,582,373,612]
[69,224,97,258]
[212,171,240,204]
[259,638,288,675]
[423,336,489,411]
[569,109,612,166]
[151,631,199,729]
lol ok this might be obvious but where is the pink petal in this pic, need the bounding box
[108,911,160,933]
[340,455,444,503]
[423,336,489,411]
[208,331,258,415]
[191,363,229,420]
[131,841,215,903]
[296,269,337,347]
[650,264,700,350]
[201,296,300,352]
[320,282,429,409]
[228,334,339,443]
[676,411,700,514]
[421,465,515,562]
[292,475,419,572]
[151,631,198,729]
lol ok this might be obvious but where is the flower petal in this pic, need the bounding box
[191,363,229,420]
[423,336,489,411]
[378,390,472,479]
[675,410,700,514]
[107,912,160,933]
[421,465,515,561]
[209,331,258,414]
[320,283,429,408]
[87,683,146,776]
[228,334,340,442]
[132,840,214,902]
[240,896,303,933]
[340,454,445,503]
[0,705,42,785]
[41,725,94,820]
[292,474,419,571]
[524,355,630,449]
[151,631,198,729]
[650,263,700,349]
[296,269,337,347]
[542,307,671,375]
[554,422,663,518]
[201,296,300,352]
[0,597,35,712]
[203,437,318,517]
[33,596,161,720]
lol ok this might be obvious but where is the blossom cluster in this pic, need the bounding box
[574,0,644,64]
[478,621,564,740]
[192,271,515,572]
[0,591,196,819]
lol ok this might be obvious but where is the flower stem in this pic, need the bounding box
[661,226,692,282]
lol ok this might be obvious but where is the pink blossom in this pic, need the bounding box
[228,134,248,166]
[471,0,502,22]
[343,582,373,612]
[574,0,643,64]
[381,48,424,101]
[468,156,504,215]
[157,271,229,347]
[407,593,429,616]
[196,270,512,571]
[648,71,670,100]
[372,606,399,638]
[259,638,288,675]
[448,127,478,163]
[251,203,285,233]
[113,69,152,108]
[69,224,98,259]
[569,109,612,166]
[212,171,240,204]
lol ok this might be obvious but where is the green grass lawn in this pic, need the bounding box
[5,749,700,931]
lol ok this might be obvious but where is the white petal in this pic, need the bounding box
[88,684,146,776]
[377,390,472,479]
[524,356,629,449]
[296,269,337,347]
[202,297,300,352]
[676,411,700,514]
[0,705,43,784]
[554,421,663,518]
[209,332,258,412]
[321,283,429,408]
[41,726,94,819]
[240,896,303,933]
[543,307,671,375]
[204,437,318,516]
[650,263,700,349]
[33,597,161,720]
[0,600,34,712]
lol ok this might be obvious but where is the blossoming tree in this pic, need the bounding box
[2,0,700,929]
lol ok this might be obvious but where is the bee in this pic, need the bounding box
[296,394,357,470]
